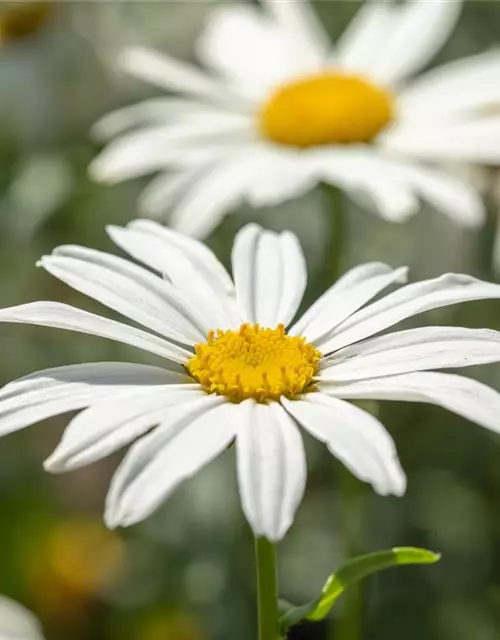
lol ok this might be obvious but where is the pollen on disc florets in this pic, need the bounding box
[260,72,394,148]
[187,323,321,403]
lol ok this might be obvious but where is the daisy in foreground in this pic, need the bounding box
[2,221,500,541]
[90,0,500,237]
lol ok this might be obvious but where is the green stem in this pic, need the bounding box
[333,468,363,640]
[305,184,346,308]
[333,401,379,640]
[318,184,360,640]
[322,183,346,283]
[255,536,279,640]
[479,186,498,281]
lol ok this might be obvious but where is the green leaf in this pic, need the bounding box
[279,547,440,631]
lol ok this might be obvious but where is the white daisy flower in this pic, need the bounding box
[89,0,500,238]
[3,221,500,541]
[0,595,44,640]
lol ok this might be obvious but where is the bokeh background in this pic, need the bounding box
[0,2,500,639]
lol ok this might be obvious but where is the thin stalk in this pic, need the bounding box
[322,183,346,283]
[304,184,346,309]
[333,468,363,640]
[317,188,360,640]
[333,400,379,640]
[479,186,498,281]
[255,536,279,640]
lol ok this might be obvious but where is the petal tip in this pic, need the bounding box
[87,158,107,183]
[117,46,144,73]
[88,156,119,185]
[394,265,410,284]
[105,224,121,240]
[43,453,65,474]
[103,502,122,530]
[392,468,407,498]
[103,514,120,531]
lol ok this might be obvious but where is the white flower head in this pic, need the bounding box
[0,596,44,640]
[3,221,500,541]
[90,0,500,237]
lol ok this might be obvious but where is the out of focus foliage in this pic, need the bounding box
[0,3,500,640]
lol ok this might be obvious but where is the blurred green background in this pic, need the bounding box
[0,2,500,639]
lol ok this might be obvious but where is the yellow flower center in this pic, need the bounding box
[260,72,394,148]
[187,323,321,403]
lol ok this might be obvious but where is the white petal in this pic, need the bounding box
[275,231,308,327]
[169,153,256,238]
[152,145,316,218]
[119,219,233,292]
[169,141,254,171]
[324,372,500,435]
[232,225,279,326]
[89,124,252,185]
[320,273,500,354]
[291,263,397,336]
[335,2,395,74]
[291,266,408,346]
[381,117,500,165]
[89,131,165,184]
[45,386,203,473]
[231,224,306,327]
[105,396,234,528]
[321,327,500,381]
[91,98,222,141]
[0,362,185,437]
[314,146,484,224]
[369,0,462,84]
[399,50,500,121]
[310,148,419,222]
[236,400,306,541]
[231,224,260,323]
[196,5,301,99]
[40,245,210,343]
[0,302,191,363]
[375,159,485,227]
[138,170,200,218]
[245,147,318,209]
[347,178,418,223]
[262,0,330,70]
[0,596,44,640]
[282,394,405,496]
[119,46,248,109]
[107,222,240,330]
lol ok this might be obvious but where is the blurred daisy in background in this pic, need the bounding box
[137,611,204,640]
[26,517,124,628]
[0,2,52,46]
[2,222,500,540]
[90,0,500,238]
[0,595,44,640]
